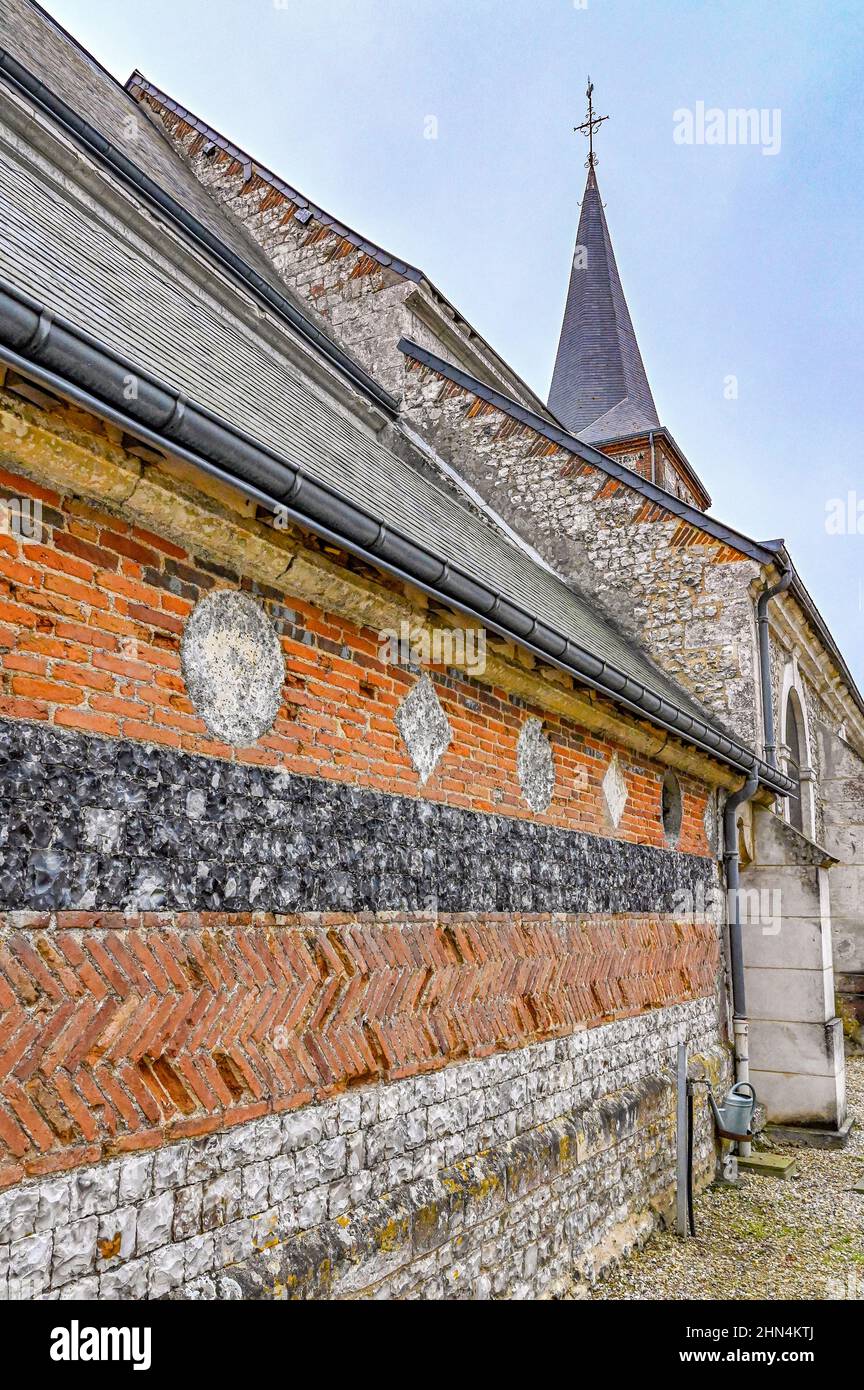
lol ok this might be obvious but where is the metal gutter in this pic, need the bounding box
[723,768,759,1153]
[399,338,779,566]
[0,279,793,797]
[723,772,759,1022]
[0,48,399,419]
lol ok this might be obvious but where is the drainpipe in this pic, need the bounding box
[649,430,656,484]
[723,769,759,1157]
[757,561,793,769]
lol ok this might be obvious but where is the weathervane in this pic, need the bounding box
[574,77,609,169]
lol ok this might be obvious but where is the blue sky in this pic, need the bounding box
[43,0,864,681]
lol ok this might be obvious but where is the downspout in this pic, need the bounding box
[649,430,656,485]
[719,567,792,1157]
[757,561,793,769]
[723,769,759,1156]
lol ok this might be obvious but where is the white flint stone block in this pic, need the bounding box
[136,1192,174,1254]
[395,674,452,784]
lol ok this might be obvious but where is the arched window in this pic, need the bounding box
[785,689,805,833]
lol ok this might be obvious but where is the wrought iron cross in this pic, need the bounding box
[574,77,609,169]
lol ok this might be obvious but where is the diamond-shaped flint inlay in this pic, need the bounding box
[602,755,628,828]
[395,673,452,784]
[517,717,555,814]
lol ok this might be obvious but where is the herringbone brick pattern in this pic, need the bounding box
[0,911,717,1182]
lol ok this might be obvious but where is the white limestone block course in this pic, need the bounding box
[602,754,628,828]
[395,673,452,784]
[181,590,285,745]
[516,717,555,813]
[746,965,834,1023]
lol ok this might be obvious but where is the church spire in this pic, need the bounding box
[548,83,660,443]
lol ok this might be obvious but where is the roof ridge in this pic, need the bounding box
[127,70,425,283]
[124,68,556,421]
[0,23,398,415]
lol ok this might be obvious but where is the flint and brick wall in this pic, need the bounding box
[0,454,727,1298]
[0,462,715,845]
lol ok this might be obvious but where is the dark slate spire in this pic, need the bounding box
[548,164,660,443]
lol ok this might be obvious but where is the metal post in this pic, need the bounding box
[676,1042,689,1237]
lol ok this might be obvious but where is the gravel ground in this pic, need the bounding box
[582,1055,864,1301]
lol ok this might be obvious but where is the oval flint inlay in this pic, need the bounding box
[181,590,285,746]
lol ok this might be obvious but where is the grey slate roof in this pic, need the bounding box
[0,134,717,728]
[124,68,555,423]
[548,166,661,443]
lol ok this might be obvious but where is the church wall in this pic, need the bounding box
[815,725,864,1040]
[599,435,704,511]
[764,628,825,840]
[1,999,725,1300]
[0,425,729,1299]
[741,808,846,1128]
[764,625,864,1039]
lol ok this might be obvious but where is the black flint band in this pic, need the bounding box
[0,721,715,915]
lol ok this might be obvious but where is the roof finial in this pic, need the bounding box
[574,76,609,170]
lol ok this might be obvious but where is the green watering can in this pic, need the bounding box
[707,1082,757,1141]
